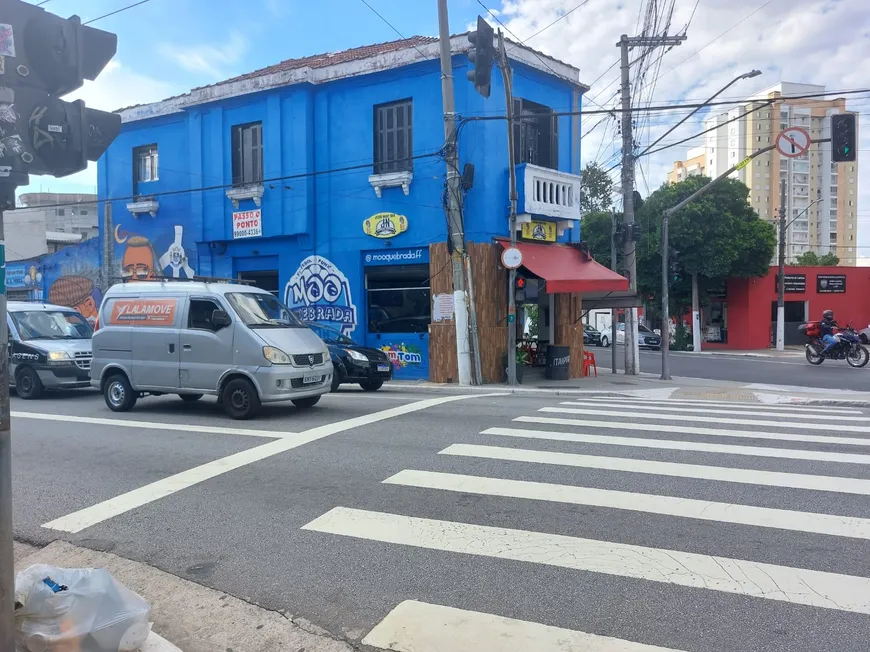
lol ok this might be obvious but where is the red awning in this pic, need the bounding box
[499,240,630,293]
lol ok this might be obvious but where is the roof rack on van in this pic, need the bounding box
[111,275,256,285]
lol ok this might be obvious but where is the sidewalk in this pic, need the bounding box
[13,541,355,652]
[690,347,805,358]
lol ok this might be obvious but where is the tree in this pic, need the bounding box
[579,211,616,267]
[634,176,776,314]
[580,163,614,214]
[795,251,839,266]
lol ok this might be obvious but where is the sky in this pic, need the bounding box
[20,0,870,251]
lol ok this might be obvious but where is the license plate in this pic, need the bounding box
[377,364,390,372]
[302,374,321,384]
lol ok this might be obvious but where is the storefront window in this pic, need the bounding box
[366,264,431,334]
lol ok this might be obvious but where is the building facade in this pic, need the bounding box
[666,146,705,183]
[683,83,860,265]
[6,193,97,261]
[76,35,627,383]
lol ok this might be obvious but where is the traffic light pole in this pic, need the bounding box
[611,209,618,374]
[0,195,13,650]
[498,31,519,386]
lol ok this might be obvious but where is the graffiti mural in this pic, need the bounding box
[114,224,196,281]
[284,255,357,336]
[40,238,101,320]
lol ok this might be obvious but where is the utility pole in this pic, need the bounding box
[691,273,701,352]
[610,209,618,374]
[498,30,519,386]
[0,194,11,652]
[102,202,114,290]
[618,33,685,375]
[437,0,475,385]
[776,178,787,351]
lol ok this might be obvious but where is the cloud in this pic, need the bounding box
[157,32,248,79]
[496,0,870,246]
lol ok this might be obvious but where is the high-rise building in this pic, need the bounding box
[666,146,706,183]
[670,82,859,266]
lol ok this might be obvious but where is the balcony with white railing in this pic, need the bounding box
[517,163,582,222]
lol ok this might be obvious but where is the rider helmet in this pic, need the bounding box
[822,309,834,321]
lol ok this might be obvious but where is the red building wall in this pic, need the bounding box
[725,266,870,350]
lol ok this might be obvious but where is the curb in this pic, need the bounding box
[143,632,184,652]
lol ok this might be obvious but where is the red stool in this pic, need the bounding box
[583,351,597,377]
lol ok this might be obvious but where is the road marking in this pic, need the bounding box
[559,401,868,421]
[41,393,504,533]
[517,415,870,448]
[384,470,870,540]
[362,600,685,652]
[12,411,288,439]
[303,506,870,614]
[538,406,870,434]
[559,397,864,414]
[483,426,870,465]
[440,443,870,495]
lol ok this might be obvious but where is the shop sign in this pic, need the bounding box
[363,212,408,239]
[284,256,357,336]
[817,274,846,293]
[364,247,429,266]
[433,293,454,321]
[6,263,28,289]
[232,209,262,239]
[521,220,557,242]
[776,273,806,293]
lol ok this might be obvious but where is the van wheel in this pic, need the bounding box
[15,367,44,400]
[179,393,204,402]
[105,374,137,412]
[359,380,383,392]
[292,396,321,409]
[222,378,260,420]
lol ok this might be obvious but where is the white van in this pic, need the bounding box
[90,281,332,419]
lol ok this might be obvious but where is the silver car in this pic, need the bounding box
[8,301,93,399]
[90,281,332,419]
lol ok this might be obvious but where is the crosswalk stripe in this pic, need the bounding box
[383,469,870,540]
[575,397,863,414]
[538,406,870,434]
[516,415,870,448]
[302,507,870,614]
[482,426,870,465]
[559,401,869,422]
[440,443,870,495]
[362,600,686,652]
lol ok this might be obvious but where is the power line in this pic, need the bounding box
[83,0,155,25]
[357,0,431,60]
[520,0,595,43]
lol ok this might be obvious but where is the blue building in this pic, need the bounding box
[88,34,627,382]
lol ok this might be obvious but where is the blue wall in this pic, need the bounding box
[96,53,582,366]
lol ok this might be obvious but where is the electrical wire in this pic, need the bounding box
[518,0,596,44]
[357,0,432,60]
[83,0,155,25]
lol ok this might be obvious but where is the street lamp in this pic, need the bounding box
[775,191,823,351]
[658,70,763,380]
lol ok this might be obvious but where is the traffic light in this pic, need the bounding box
[467,16,495,98]
[831,113,857,163]
[669,247,680,283]
[0,1,121,186]
[630,223,642,241]
[514,275,527,302]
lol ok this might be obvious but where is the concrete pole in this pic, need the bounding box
[0,200,14,651]
[610,209,617,374]
[618,35,640,375]
[437,0,473,385]
[691,273,701,352]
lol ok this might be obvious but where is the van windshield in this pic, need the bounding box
[12,310,93,340]
[226,292,305,328]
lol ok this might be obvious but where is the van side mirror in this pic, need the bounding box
[212,309,231,329]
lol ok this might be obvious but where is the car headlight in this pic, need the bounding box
[347,349,368,362]
[263,346,292,365]
[48,351,71,361]
[323,344,332,360]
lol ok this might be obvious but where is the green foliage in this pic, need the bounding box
[580,163,614,214]
[579,210,616,267]
[795,251,840,266]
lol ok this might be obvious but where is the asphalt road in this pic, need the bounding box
[11,387,870,651]
[593,343,870,391]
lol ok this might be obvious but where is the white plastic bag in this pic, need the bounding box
[14,564,151,652]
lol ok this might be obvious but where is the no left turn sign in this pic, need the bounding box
[776,126,811,158]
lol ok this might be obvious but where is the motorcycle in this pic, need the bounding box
[799,322,870,367]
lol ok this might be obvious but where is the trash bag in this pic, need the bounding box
[14,564,151,652]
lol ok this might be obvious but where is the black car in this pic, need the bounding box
[306,322,393,392]
[583,323,603,347]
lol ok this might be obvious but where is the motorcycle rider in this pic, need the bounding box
[820,309,841,355]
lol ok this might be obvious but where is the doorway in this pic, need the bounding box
[771,300,807,345]
[238,270,279,296]
[365,263,430,380]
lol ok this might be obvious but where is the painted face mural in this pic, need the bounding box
[116,225,196,281]
[47,275,102,324]
[284,256,357,336]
